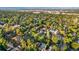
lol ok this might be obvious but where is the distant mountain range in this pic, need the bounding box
[0,7,79,10]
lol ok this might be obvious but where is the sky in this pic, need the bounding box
[0,0,79,7]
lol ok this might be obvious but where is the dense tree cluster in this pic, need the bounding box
[0,11,79,51]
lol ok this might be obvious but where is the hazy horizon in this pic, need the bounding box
[0,7,79,10]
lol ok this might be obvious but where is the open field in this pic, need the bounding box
[0,10,79,51]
